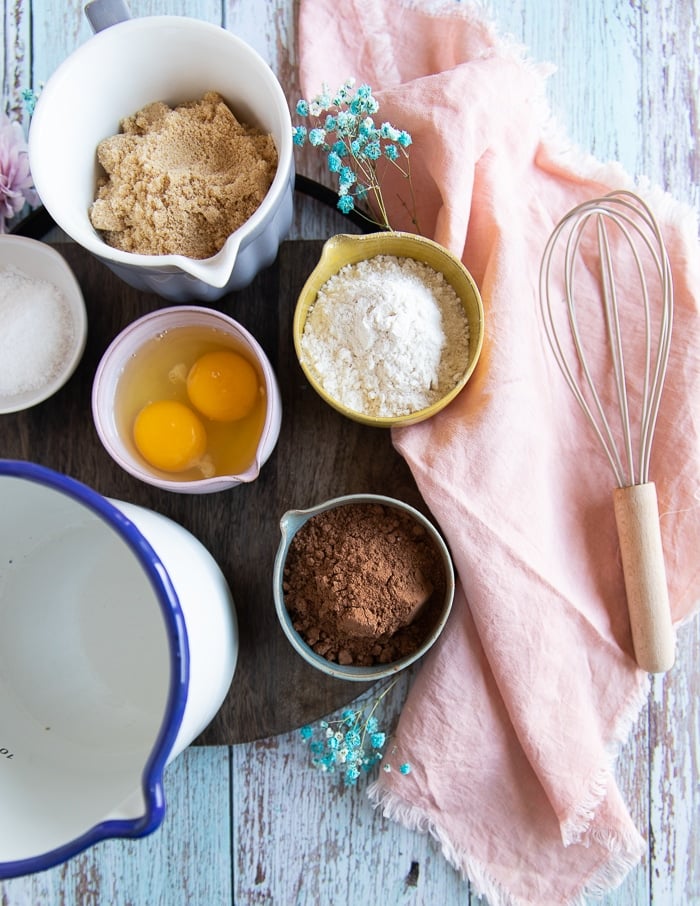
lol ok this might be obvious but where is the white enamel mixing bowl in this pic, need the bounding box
[0,460,238,878]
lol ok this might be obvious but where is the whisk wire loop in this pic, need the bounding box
[538,190,673,487]
[596,213,635,482]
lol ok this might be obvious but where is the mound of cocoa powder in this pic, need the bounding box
[282,502,447,667]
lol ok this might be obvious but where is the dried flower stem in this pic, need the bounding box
[292,79,418,232]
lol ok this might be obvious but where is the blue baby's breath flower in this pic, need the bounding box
[370,731,386,749]
[352,85,378,114]
[363,752,382,771]
[380,122,400,141]
[336,110,356,135]
[327,151,342,173]
[331,140,347,157]
[338,166,356,189]
[384,144,399,161]
[297,677,412,786]
[362,140,382,160]
[308,127,326,147]
[337,195,355,214]
[312,84,331,110]
[345,747,362,766]
[345,729,361,749]
[358,116,377,138]
[20,87,39,116]
[345,766,361,785]
[333,78,355,106]
[291,78,418,231]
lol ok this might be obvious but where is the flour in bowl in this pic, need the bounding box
[300,255,470,417]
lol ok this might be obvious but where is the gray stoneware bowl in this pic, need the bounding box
[273,493,455,681]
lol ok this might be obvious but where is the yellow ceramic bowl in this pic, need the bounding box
[293,232,484,427]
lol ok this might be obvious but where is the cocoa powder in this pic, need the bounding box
[282,502,447,667]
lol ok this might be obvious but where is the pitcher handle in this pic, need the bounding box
[84,0,132,33]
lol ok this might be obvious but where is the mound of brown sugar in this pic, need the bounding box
[89,90,277,259]
[282,502,447,667]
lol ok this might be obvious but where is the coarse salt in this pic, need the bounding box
[300,255,470,417]
[0,267,75,397]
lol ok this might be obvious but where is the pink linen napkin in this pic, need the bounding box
[298,2,700,904]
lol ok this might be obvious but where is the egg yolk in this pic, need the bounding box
[187,350,259,422]
[133,400,207,473]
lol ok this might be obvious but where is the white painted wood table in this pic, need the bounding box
[1,1,698,903]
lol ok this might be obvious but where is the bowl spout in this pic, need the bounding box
[170,236,243,288]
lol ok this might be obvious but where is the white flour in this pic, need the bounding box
[300,255,470,417]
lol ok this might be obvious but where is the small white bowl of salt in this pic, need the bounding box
[0,235,87,414]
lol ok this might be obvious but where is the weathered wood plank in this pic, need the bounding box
[231,671,472,904]
[1,0,30,121]
[649,620,700,905]
[29,0,223,88]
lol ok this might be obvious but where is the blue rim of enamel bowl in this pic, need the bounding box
[0,459,188,880]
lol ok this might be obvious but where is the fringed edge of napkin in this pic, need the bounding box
[367,778,646,906]
[365,783,532,906]
[366,663,650,905]
[560,672,650,847]
[538,114,700,238]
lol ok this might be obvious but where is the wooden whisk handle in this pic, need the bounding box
[613,482,675,673]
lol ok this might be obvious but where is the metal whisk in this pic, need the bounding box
[539,190,675,673]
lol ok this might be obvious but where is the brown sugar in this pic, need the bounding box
[282,502,447,667]
[88,91,278,259]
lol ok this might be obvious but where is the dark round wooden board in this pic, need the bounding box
[1,241,429,744]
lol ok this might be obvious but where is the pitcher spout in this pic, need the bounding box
[172,236,243,288]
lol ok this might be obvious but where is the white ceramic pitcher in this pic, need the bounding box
[0,460,238,878]
[28,8,294,302]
